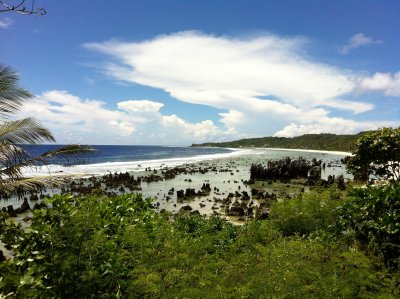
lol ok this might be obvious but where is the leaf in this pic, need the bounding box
[20,275,35,286]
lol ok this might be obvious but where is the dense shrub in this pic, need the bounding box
[269,187,344,237]
[1,192,398,298]
[335,183,400,269]
[345,127,400,182]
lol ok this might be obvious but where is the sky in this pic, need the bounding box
[1,0,400,145]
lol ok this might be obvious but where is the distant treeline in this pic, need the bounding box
[192,132,368,152]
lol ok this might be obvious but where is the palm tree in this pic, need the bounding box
[0,64,94,198]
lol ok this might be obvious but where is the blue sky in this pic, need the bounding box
[1,0,399,145]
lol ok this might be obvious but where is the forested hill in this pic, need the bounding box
[192,133,367,152]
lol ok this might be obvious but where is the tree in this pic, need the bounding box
[0,0,45,15]
[0,64,94,198]
[345,127,400,182]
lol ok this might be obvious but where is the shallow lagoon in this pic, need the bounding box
[138,148,350,215]
[0,148,350,257]
[1,148,351,217]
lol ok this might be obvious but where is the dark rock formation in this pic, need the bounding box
[180,205,193,212]
[226,206,245,216]
[201,183,211,192]
[250,157,319,182]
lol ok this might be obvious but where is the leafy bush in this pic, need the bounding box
[1,192,398,298]
[335,183,400,269]
[270,187,344,237]
[0,193,156,297]
[345,127,400,182]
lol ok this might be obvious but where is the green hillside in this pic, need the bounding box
[192,133,367,152]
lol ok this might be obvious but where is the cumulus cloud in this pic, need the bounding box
[118,100,164,113]
[274,118,397,137]
[15,89,391,145]
[340,33,382,54]
[0,18,12,29]
[359,72,400,96]
[81,31,384,139]
[17,90,223,145]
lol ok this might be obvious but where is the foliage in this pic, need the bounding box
[193,132,365,152]
[1,192,398,298]
[345,127,400,182]
[270,187,344,237]
[0,193,155,297]
[0,64,94,198]
[335,183,400,269]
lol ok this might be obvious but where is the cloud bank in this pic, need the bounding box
[17,32,396,145]
[82,31,395,141]
[18,90,224,145]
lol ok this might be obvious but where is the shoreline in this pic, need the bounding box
[20,147,253,177]
[21,146,350,178]
[260,147,351,156]
[196,145,352,156]
[3,149,350,213]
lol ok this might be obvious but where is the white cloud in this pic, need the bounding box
[322,99,374,114]
[109,120,135,136]
[0,18,12,29]
[81,31,383,139]
[118,100,163,113]
[85,32,360,111]
[161,115,222,141]
[274,118,397,137]
[14,89,391,145]
[359,72,400,96]
[340,33,381,54]
[16,90,223,145]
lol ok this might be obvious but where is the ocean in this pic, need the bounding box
[21,145,243,177]
[19,144,350,179]
[23,144,235,165]
[3,145,351,211]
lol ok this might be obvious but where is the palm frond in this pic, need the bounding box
[0,64,33,119]
[1,144,96,181]
[0,174,81,199]
[0,117,55,144]
[0,143,31,178]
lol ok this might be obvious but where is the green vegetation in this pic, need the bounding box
[1,188,399,297]
[345,127,400,182]
[192,132,364,152]
[335,184,400,269]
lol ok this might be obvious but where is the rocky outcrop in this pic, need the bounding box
[180,205,193,212]
[250,157,321,182]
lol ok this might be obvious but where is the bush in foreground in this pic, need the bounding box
[335,183,400,269]
[0,192,398,298]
